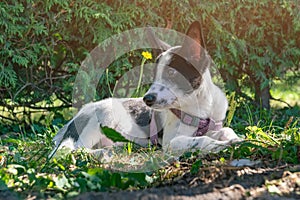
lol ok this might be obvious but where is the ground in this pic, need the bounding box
[74,164,300,200]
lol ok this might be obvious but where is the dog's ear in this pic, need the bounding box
[180,21,202,61]
[146,26,171,52]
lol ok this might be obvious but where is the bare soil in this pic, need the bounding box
[0,164,299,199]
[74,164,300,200]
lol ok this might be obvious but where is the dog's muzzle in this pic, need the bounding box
[143,93,157,107]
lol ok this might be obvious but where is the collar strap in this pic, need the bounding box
[150,111,159,145]
[170,108,223,136]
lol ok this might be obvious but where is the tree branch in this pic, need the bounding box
[270,95,292,108]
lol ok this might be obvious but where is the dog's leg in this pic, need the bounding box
[206,127,242,142]
[167,135,234,154]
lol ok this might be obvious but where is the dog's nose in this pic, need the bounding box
[143,93,157,107]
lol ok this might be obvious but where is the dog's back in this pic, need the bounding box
[49,98,154,157]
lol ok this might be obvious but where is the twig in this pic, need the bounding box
[13,83,32,102]
[270,95,292,108]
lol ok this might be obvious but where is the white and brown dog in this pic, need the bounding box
[49,21,240,158]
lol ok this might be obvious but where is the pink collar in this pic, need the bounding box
[149,109,223,146]
[169,108,223,137]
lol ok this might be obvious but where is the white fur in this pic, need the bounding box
[50,98,150,157]
[143,46,240,153]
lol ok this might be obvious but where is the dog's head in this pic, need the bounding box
[143,21,212,109]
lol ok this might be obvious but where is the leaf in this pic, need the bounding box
[228,41,238,58]
[87,168,104,176]
[0,65,17,87]
[191,160,202,175]
[111,173,122,188]
[128,172,148,185]
[100,126,131,143]
[7,164,26,175]
[54,174,70,190]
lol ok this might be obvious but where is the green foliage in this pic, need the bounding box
[190,159,203,175]
[0,97,299,198]
[224,99,300,164]
[100,126,131,143]
[0,0,200,125]
[1,0,299,126]
[225,92,237,127]
[198,0,300,108]
[0,127,151,199]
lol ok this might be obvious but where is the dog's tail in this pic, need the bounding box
[48,122,75,159]
[48,144,59,160]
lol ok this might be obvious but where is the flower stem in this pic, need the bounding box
[135,58,146,97]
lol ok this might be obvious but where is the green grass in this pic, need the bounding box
[271,78,300,108]
[0,88,299,199]
[1,104,299,199]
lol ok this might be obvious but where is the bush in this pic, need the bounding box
[198,0,300,109]
[0,0,195,126]
[0,0,299,127]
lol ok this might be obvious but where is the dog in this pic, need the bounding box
[49,21,240,158]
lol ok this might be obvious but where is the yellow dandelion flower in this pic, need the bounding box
[142,51,152,60]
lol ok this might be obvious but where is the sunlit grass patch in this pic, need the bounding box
[271,76,300,108]
[90,146,172,173]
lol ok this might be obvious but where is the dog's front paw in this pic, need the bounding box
[167,135,232,155]
[215,127,241,142]
[207,127,242,143]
